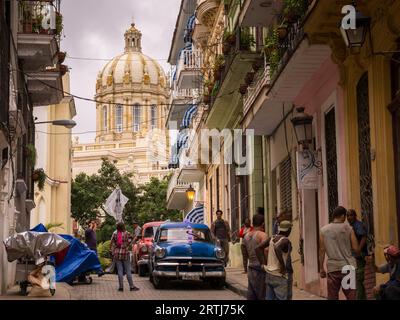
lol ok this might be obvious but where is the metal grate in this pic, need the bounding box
[279,156,292,214]
[325,107,338,221]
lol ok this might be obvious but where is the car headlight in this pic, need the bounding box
[140,245,148,253]
[155,246,166,259]
[215,248,225,259]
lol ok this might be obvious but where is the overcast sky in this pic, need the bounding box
[61,0,181,143]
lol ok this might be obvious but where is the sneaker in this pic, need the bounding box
[118,288,123,292]
[130,286,139,291]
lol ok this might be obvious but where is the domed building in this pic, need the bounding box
[72,24,170,184]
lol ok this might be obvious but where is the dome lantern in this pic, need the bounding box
[125,23,142,53]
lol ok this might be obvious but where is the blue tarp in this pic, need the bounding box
[30,224,102,283]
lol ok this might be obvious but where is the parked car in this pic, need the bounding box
[132,221,164,276]
[149,222,226,289]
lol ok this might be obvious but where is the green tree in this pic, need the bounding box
[71,159,181,231]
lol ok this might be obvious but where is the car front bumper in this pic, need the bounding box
[153,261,225,279]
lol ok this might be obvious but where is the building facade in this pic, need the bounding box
[72,24,170,185]
[0,0,65,294]
[30,74,76,234]
[167,0,400,299]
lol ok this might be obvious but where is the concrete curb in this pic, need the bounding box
[225,280,247,298]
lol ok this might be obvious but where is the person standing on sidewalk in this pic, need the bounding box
[319,206,359,300]
[242,214,267,300]
[346,209,368,300]
[239,218,253,274]
[256,220,293,300]
[110,222,139,292]
[132,221,142,243]
[85,220,98,252]
[211,210,231,266]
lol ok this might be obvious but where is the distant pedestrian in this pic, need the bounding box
[242,214,267,300]
[239,218,253,274]
[256,220,293,300]
[319,206,359,300]
[211,210,231,266]
[347,209,368,300]
[85,220,98,252]
[110,222,139,292]
[132,221,142,243]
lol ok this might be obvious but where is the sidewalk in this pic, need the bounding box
[0,282,81,300]
[225,267,325,300]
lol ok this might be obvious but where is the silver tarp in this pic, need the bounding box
[3,231,70,265]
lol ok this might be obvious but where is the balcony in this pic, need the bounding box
[178,164,204,184]
[205,26,262,129]
[166,81,196,129]
[17,1,62,72]
[242,4,331,135]
[25,69,64,106]
[193,0,220,43]
[239,0,284,27]
[166,170,191,210]
[176,50,203,90]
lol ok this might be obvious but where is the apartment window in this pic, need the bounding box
[216,168,220,210]
[151,105,157,129]
[115,105,123,133]
[209,177,213,223]
[103,106,108,131]
[133,104,141,132]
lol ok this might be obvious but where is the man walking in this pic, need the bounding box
[242,214,267,300]
[239,218,253,274]
[319,206,359,300]
[85,220,98,252]
[347,209,368,300]
[256,220,293,300]
[211,210,231,265]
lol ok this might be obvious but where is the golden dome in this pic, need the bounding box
[96,24,167,91]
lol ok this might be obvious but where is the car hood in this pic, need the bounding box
[158,241,216,258]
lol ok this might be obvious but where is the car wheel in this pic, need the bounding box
[152,276,166,289]
[210,278,225,290]
[138,264,146,277]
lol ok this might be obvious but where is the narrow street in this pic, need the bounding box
[71,274,243,300]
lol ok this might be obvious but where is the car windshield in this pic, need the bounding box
[158,228,211,243]
[144,226,158,238]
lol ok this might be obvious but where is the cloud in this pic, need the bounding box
[62,0,181,142]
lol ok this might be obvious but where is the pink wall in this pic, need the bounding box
[293,57,346,297]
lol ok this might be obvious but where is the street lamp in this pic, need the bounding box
[186,184,195,201]
[34,119,77,129]
[291,107,313,149]
[340,9,371,48]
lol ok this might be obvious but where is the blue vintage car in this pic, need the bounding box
[148,222,226,289]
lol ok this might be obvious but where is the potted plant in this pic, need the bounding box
[283,0,307,23]
[277,23,289,40]
[245,72,255,85]
[33,168,46,191]
[223,30,236,46]
[252,58,264,72]
[264,29,279,58]
[211,82,220,97]
[240,28,256,51]
[58,52,66,64]
[204,79,214,94]
[239,84,248,95]
[268,49,282,78]
[203,94,211,104]
[59,64,68,76]
[55,12,63,36]
[25,144,37,168]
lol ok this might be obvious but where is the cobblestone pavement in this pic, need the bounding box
[71,274,244,300]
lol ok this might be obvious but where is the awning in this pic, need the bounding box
[184,205,204,224]
[177,130,189,149]
[181,104,197,128]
